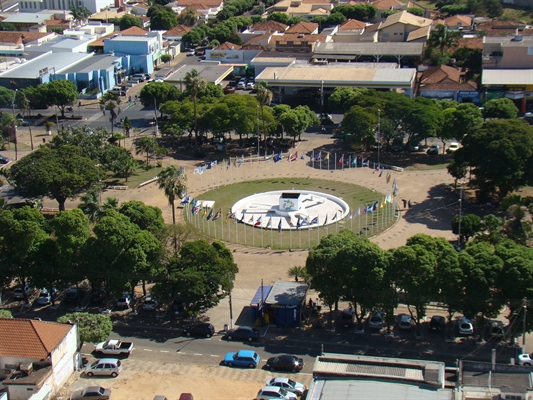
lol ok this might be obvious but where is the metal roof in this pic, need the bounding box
[265,281,308,306]
[313,42,424,56]
[482,69,533,85]
[483,35,533,47]
[309,379,453,400]
[3,12,51,24]
[166,64,234,84]
[61,54,122,74]
[250,285,272,306]
[0,52,91,79]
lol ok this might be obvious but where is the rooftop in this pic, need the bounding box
[286,21,319,34]
[215,41,241,50]
[0,318,74,359]
[0,51,90,79]
[314,41,424,56]
[164,24,191,37]
[0,31,54,45]
[380,10,432,30]
[107,35,155,42]
[482,69,533,85]
[166,63,234,84]
[3,12,52,24]
[265,281,308,306]
[250,20,288,32]
[460,361,533,390]
[61,54,122,73]
[483,35,533,47]
[338,19,367,31]
[371,0,406,10]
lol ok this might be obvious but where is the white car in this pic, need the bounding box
[448,142,460,152]
[257,386,297,400]
[518,353,533,366]
[398,314,413,330]
[237,79,246,90]
[85,358,122,377]
[266,377,306,396]
[246,81,255,90]
[35,289,51,305]
[458,317,474,335]
[186,49,195,56]
[117,293,131,308]
[13,284,31,300]
[368,310,384,329]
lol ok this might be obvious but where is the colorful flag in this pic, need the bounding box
[362,159,369,167]
[386,194,392,203]
[254,216,262,227]
[288,152,292,161]
[386,172,391,183]
[373,201,379,211]
[248,215,254,223]
[338,155,344,165]
[310,151,314,162]
[225,210,233,222]
[238,155,244,167]
[352,157,357,167]
[278,219,282,232]
[373,165,380,174]
[379,167,384,177]
[203,207,207,217]
[288,217,294,227]
[354,207,361,217]
[300,154,305,160]
[300,217,309,227]
[290,152,298,162]
[274,152,282,163]
[239,214,245,224]
[266,217,272,228]
[296,216,301,229]
[363,207,367,215]
[380,200,384,209]
[325,153,330,161]
[332,212,337,222]
[347,212,352,220]
[265,155,271,162]
[323,215,328,226]
[227,158,231,169]
[212,208,222,221]
[206,208,213,220]
[310,216,318,225]
[315,151,322,161]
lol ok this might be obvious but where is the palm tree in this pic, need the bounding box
[428,24,458,56]
[157,165,187,225]
[79,189,118,223]
[69,5,91,26]
[121,116,133,138]
[135,136,158,168]
[119,155,138,182]
[287,266,308,282]
[256,83,273,154]
[184,69,206,148]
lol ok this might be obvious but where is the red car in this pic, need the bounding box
[224,85,236,94]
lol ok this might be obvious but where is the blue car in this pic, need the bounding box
[223,349,260,368]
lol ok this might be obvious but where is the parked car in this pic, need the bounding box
[265,355,304,373]
[183,323,216,338]
[225,326,259,341]
[317,113,334,125]
[340,309,355,328]
[398,314,413,330]
[486,320,505,338]
[427,144,440,155]
[17,118,29,126]
[237,78,246,90]
[65,288,79,303]
[13,284,31,300]
[95,339,134,356]
[447,142,459,153]
[0,155,9,164]
[408,142,420,152]
[458,317,474,336]
[223,85,236,94]
[85,358,122,377]
[142,295,158,311]
[518,353,533,366]
[246,81,255,90]
[116,293,131,308]
[257,386,297,400]
[429,315,445,332]
[36,289,51,305]
[195,49,205,56]
[186,49,195,56]
[223,349,260,368]
[212,136,225,144]
[390,143,403,152]
[266,377,306,396]
[70,386,111,400]
[247,136,259,147]
[132,74,145,82]
[279,138,294,148]
[368,310,384,329]
[90,288,106,304]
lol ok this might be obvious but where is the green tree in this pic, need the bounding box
[184,69,207,144]
[0,22,16,31]
[160,53,172,66]
[135,136,158,168]
[159,223,198,258]
[452,213,482,244]
[140,82,181,111]
[406,7,424,16]
[0,86,14,108]
[178,7,198,26]
[267,12,289,24]
[150,11,178,30]
[0,309,12,318]
[155,239,238,312]
[256,83,273,153]
[483,98,518,120]
[287,266,307,282]
[157,165,187,225]
[342,105,377,149]
[119,200,165,233]
[452,119,533,201]
[43,80,79,118]
[121,116,133,138]
[69,5,91,25]
[6,145,98,210]
[427,24,459,56]
[57,312,113,347]
[119,14,142,30]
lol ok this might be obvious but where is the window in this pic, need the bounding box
[400,32,403,35]
[394,32,397,35]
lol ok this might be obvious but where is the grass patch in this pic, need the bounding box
[502,7,533,23]
[405,162,450,171]
[104,160,159,188]
[183,178,398,250]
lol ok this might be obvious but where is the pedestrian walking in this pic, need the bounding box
[408,199,412,209]
[402,199,407,209]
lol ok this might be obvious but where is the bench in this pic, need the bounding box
[107,185,128,190]
[137,177,158,188]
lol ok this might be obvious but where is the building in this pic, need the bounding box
[174,0,223,20]
[482,35,533,70]
[416,64,479,103]
[432,15,472,31]
[307,354,452,400]
[269,0,333,20]
[19,0,114,14]
[163,24,192,42]
[264,281,308,328]
[0,318,79,400]
[285,21,319,35]
[371,0,408,18]
[103,31,165,73]
[0,31,56,56]
[378,10,432,42]
[268,33,330,53]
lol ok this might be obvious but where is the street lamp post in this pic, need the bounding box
[320,80,324,118]
[256,106,260,156]
[377,109,381,166]
[457,180,464,248]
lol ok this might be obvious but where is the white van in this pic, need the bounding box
[85,358,122,377]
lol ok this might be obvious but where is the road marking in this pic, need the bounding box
[160,350,169,353]
[194,353,203,356]
[210,355,219,357]
[143,349,152,352]
[176,352,186,355]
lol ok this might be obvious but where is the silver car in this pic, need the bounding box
[85,358,122,377]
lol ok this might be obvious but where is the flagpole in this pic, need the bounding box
[334,153,337,171]
[214,214,217,238]
[216,163,220,188]
[289,224,292,249]
[253,220,255,247]
[358,211,361,236]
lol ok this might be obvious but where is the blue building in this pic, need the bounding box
[264,281,308,328]
[103,33,163,75]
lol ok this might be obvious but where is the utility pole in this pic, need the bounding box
[228,273,234,330]
[523,297,527,353]
[377,108,381,166]
[458,181,464,248]
[11,89,17,160]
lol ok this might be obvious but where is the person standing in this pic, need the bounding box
[408,199,412,209]
[402,199,407,209]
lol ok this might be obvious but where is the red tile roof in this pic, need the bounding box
[120,26,148,35]
[286,21,318,34]
[215,41,241,50]
[475,20,533,36]
[0,31,53,45]
[0,319,73,359]
[251,20,288,32]
[178,0,222,6]
[371,0,405,10]
[164,24,192,36]
[338,19,366,31]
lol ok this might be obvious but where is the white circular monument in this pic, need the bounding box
[231,190,350,230]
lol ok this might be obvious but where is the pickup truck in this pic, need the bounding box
[95,339,133,356]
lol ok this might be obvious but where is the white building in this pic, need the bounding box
[19,0,114,15]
